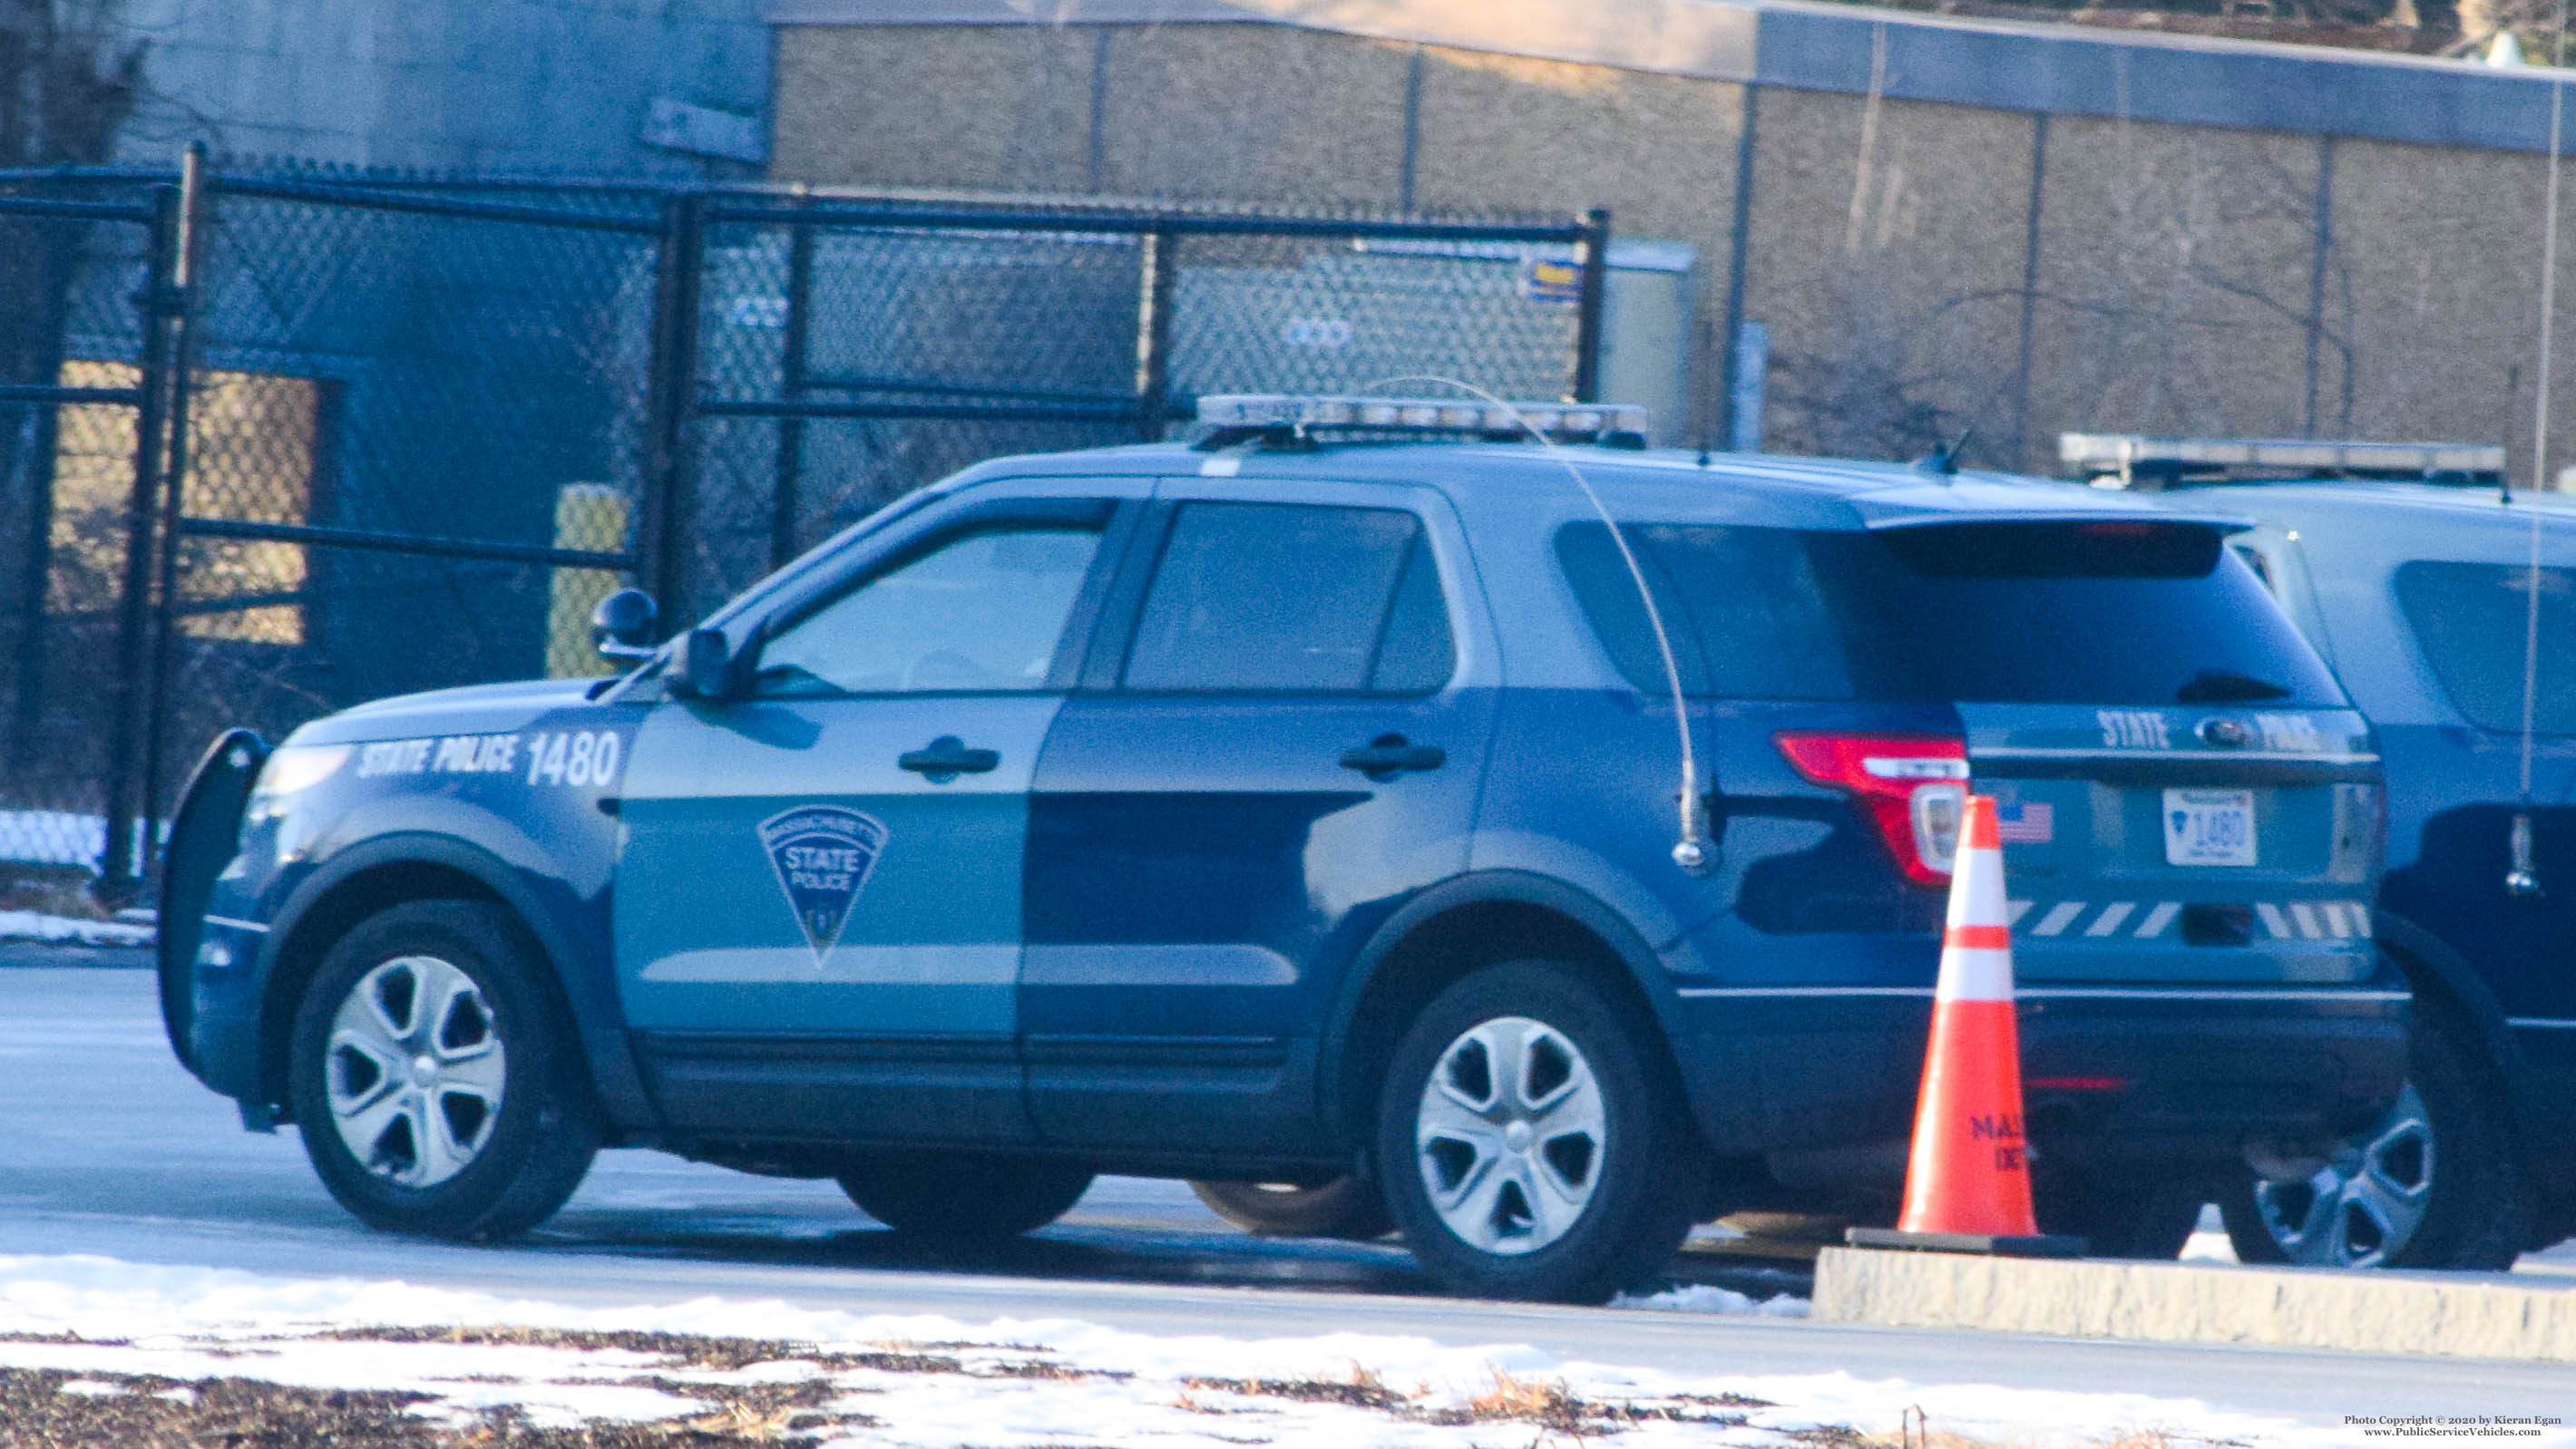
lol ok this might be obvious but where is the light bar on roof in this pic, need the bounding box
[2061,433,2505,477]
[1197,394,1649,441]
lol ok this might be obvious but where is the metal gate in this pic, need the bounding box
[0,156,1611,903]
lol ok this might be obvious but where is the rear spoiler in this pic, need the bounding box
[1863,511,2252,535]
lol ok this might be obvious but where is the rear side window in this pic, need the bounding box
[1559,519,2345,706]
[2394,560,2576,734]
[1123,502,1456,693]
[1557,524,1852,699]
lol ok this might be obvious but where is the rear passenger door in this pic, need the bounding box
[1022,482,1495,1156]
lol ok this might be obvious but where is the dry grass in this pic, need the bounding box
[322,1324,1119,1380]
[0,1366,831,1448]
[1181,1362,1765,1434]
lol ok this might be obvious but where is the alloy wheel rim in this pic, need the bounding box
[2250,1082,2434,1268]
[1414,1015,1607,1256]
[326,954,505,1189]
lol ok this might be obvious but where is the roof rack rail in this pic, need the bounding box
[2061,433,2507,490]
[1192,394,1650,451]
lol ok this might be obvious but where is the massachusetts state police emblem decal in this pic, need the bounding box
[757,805,888,965]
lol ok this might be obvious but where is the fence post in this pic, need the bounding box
[770,193,815,572]
[1572,208,1612,404]
[134,142,207,891]
[5,221,80,771]
[1132,227,1176,441]
[94,180,184,903]
[639,191,706,627]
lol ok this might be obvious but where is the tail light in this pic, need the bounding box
[1775,733,1970,886]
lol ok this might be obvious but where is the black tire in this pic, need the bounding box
[1189,1176,1395,1240]
[838,1152,1095,1240]
[288,900,601,1240]
[1374,960,1707,1303]
[2220,1003,2527,1270]
[2034,1167,2209,1259]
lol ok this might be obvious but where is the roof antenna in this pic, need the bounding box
[1369,374,1712,876]
[1915,423,1976,477]
[2507,0,2568,900]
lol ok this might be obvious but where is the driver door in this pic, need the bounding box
[615,488,1139,1147]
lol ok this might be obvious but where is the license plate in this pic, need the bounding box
[2163,789,2257,867]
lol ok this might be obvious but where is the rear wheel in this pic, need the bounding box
[1375,961,1705,1303]
[837,1152,1094,1240]
[2035,1167,2208,1259]
[1189,1177,1394,1240]
[288,900,600,1240]
[2220,1007,2526,1269]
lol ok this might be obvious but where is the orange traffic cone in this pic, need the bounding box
[1849,794,2086,1258]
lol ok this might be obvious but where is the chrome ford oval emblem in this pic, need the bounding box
[2197,717,2254,749]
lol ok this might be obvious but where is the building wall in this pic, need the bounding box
[118,0,772,175]
[768,15,2576,481]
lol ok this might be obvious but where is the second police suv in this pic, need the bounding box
[159,395,2404,1302]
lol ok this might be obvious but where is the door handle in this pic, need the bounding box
[1340,734,1446,781]
[899,734,1001,781]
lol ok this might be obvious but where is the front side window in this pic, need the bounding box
[2395,559,2576,734]
[1122,502,1455,694]
[752,525,1102,695]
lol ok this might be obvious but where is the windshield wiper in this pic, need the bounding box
[2177,669,2292,704]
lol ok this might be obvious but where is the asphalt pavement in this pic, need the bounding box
[5,955,2573,1428]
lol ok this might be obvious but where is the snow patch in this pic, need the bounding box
[1610,1283,1809,1316]
[0,1253,2517,1448]
[0,910,155,948]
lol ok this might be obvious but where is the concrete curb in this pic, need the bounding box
[1812,1246,2576,1364]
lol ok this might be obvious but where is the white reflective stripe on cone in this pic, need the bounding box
[1933,943,2015,1003]
[1946,844,2010,933]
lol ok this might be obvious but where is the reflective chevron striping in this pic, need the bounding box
[2083,902,2137,937]
[2030,901,2088,936]
[2133,901,2182,938]
[2004,900,2373,942]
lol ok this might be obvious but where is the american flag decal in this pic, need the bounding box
[1996,800,2054,844]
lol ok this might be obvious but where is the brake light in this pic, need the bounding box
[1775,733,1970,886]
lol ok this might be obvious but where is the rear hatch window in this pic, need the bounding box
[1559,519,2346,707]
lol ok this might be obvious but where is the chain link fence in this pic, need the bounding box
[0,160,1607,899]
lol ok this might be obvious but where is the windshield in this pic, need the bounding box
[1558,519,2347,707]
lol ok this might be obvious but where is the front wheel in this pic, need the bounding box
[1375,961,1705,1303]
[2220,1006,2526,1270]
[288,900,601,1240]
[838,1153,1095,1240]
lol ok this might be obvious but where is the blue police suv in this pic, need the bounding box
[157,397,2404,1302]
[2071,433,2576,1270]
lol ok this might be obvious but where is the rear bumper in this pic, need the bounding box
[1673,984,2409,1165]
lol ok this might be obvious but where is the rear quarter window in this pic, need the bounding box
[1559,518,2346,707]
[1556,524,1854,699]
[2393,559,2576,734]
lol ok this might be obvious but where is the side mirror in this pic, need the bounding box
[590,588,659,662]
[678,627,737,700]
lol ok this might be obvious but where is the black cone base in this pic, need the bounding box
[1845,1227,2089,1258]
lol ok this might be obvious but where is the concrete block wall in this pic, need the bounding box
[766,15,2576,481]
[118,0,772,176]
